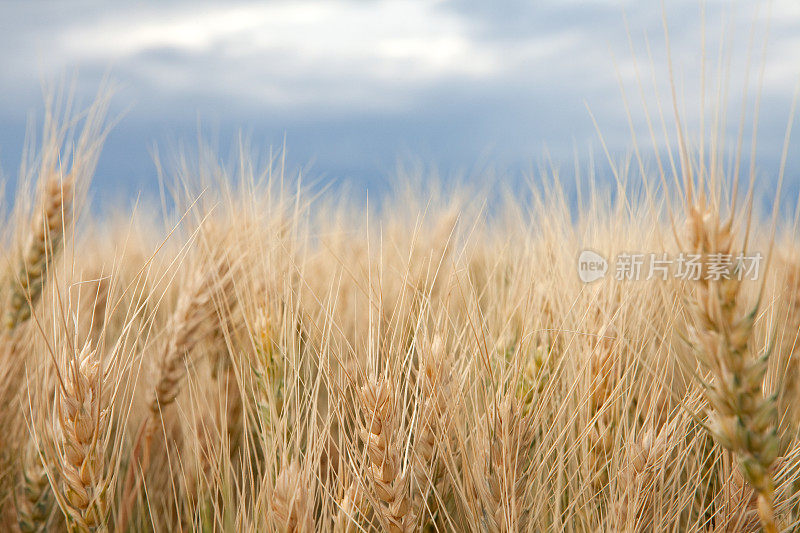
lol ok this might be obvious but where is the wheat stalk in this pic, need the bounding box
[333,482,367,533]
[683,198,779,532]
[15,444,54,533]
[614,418,678,532]
[713,467,762,532]
[50,342,112,532]
[4,174,72,332]
[412,334,454,527]
[271,459,314,532]
[588,322,618,490]
[359,376,415,533]
[117,249,236,529]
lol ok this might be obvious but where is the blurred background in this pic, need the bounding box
[0,0,798,207]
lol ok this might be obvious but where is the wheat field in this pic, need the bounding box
[2,26,800,533]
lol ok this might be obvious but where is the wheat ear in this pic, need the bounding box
[778,258,800,427]
[359,376,414,533]
[684,200,779,533]
[412,334,454,525]
[5,174,73,332]
[588,322,617,489]
[271,460,314,532]
[152,254,234,412]
[0,175,73,508]
[15,444,54,533]
[117,251,235,530]
[251,307,286,429]
[475,394,531,533]
[614,418,678,532]
[334,482,367,533]
[51,342,112,532]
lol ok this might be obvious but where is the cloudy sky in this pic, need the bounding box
[1,0,799,204]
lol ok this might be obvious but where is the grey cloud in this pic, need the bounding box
[0,0,797,207]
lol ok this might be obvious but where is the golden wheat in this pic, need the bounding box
[682,195,780,532]
[50,342,113,531]
[359,377,415,533]
[3,18,800,529]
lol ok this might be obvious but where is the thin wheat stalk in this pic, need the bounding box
[713,467,761,532]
